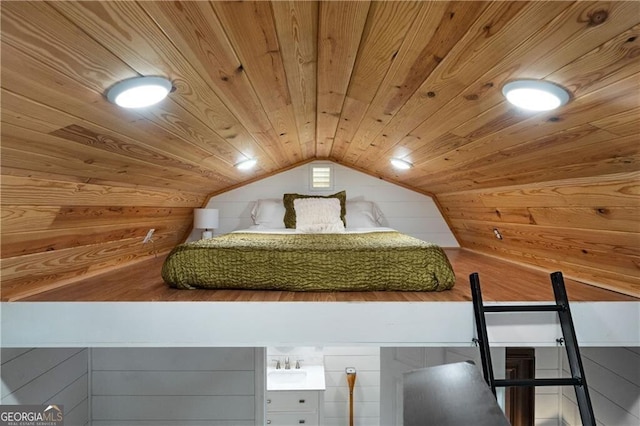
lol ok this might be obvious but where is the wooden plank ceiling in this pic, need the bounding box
[1,1,638,300]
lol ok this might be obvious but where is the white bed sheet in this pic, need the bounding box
[236,226,397,234]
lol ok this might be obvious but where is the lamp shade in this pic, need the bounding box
[194,208,219,230]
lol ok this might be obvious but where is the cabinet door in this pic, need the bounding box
[266,412,319,426]
[266,391,319,412]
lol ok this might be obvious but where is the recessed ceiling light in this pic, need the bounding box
[235,158,257,170]
[502,80,570,111]
[106,76,172,108]
[390,158,413,170]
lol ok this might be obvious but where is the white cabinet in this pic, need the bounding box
[266,390,323,426]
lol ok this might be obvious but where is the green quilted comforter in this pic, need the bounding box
[162,231,455,291]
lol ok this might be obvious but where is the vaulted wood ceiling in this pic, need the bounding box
[1,1,638,299]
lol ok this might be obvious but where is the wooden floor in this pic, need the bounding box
[21,248,637,302]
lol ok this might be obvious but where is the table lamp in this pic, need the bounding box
[194,208,219,239]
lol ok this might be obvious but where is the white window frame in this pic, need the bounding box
[309,164,334,191]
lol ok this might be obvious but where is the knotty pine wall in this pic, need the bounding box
[0,175,207,301]
[438,170,639,298]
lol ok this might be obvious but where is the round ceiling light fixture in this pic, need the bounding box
[390,158,413,170]
[106,76,172,108]
[502,80,570,112]
[235,158,257,170]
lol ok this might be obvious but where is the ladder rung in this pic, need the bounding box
[494,378,582,388]
[470,271,596,425]
[483,304,562,313]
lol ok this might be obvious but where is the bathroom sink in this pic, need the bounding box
[266,364,325,391]
[267,369,307,383]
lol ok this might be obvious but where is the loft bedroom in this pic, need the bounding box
[1,2,638,342]
[1,2,639,425]
[3,161,638,349]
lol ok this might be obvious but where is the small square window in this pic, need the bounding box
[310,165,333,190]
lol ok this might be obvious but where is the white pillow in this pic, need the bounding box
[345,200,383,228]
[294,198,345,233]
[250,199,286,228]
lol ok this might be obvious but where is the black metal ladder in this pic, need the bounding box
[470,271,596,426]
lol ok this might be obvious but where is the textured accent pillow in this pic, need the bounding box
[345,200,384,228]
[250,199,286,228]
[294,198,345,233]
[283,190,346,228]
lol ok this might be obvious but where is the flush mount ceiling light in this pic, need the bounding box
[502,80,570,112]
[106,76,172,108]
[235,158,257,170]
[390,158,413,170]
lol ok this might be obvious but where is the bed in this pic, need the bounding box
[162,228,455,291]
[161,193,456,292]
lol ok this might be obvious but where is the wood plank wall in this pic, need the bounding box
[0,3,208,301]
[398,2,640,299]
[438,171,640,297]
[0,175,206,300]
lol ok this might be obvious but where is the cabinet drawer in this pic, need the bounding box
[266,390,319,412]
[266,412,319,426]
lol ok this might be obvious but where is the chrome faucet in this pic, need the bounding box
[272,359,281,369]
[284,357,290,370]
[295,359,303,369]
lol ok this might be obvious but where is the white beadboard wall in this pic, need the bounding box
[90,347,262,426]
[322,346,380,426]
[0,348,89,425]
[534,347,563,426]
[195,160,458,247]
[561,347,640,426]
